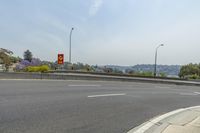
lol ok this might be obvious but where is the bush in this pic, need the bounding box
[188,74,199,79]
[26,65,50,72]
[135,71,153,77]
[160,73,167,77]
[40,65,50,72]
[179,63,200,78]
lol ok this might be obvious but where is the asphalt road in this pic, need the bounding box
[0,80,200,133]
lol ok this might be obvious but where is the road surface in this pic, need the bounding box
[0,80,200,133]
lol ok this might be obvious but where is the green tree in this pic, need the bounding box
[0,48,14,71]
[179,63,200,79]
[10,56,21,63]
[23,50,32,62]
[0,52,11,71]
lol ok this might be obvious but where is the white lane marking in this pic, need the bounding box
[128,106,200,133]
[179,92,200,96]
[155,86,171,89]
[179,93,198,96]
[88,93,126,98]
[194,92,200,95]
[68,85,101,87]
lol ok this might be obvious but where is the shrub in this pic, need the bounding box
[40,65,50,72]
[160,73,167,77]
[179,63,200,78]
[135,71,153,77]
[188,74,199,79]
[26,65,50,72]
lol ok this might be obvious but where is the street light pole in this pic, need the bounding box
[69,27,74,63]
[154,44,164,77]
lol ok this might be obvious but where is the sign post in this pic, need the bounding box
[58,54,64,65]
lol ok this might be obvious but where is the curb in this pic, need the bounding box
[127,106,200,133]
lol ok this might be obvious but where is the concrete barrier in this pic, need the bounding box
[50,70,181,80]
[0,72,200,86]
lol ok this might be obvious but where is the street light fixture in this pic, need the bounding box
[154,44,164,77]
[69,27,74,63]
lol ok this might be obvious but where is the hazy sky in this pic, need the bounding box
[0,0,200,65]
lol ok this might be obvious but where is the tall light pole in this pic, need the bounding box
[69,27,74,63]
[154,44,164,77]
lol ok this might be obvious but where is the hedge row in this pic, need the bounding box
[25,65,50,72]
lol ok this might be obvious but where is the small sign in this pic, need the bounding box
[58,54,64,65]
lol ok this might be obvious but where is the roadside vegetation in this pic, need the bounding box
[25,65,50,72]
[0,48,21,71]
[15,50,50,72]
[14,50,94,73]
[1,48,199,80]
[0,48,168,77]
[129,71,166,78]
[179,63,200,79]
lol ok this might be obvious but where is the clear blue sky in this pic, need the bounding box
[1,0,200,65]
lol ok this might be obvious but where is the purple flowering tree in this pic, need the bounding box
[20,60,31,66]
[30,58,41,66]
[15,58,41,71]
[15,60,30,71]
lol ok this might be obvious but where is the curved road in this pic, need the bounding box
[0,80,200,133]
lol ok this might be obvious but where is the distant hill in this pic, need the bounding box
[104,64,181,76]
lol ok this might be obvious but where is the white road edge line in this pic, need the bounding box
[128,105,200,133]
[88,93,126,98]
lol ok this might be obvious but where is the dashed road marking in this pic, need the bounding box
[155,86,171,89]
[179,92,200,96]
[88,93,126,98]
[194,92,200,95]
[68,84,101,87]
[179,93,198,96]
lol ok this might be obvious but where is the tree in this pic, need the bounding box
[0,48,14,71]
[0,52,11,71]
[179,63,200,79]
[30,58,41,66]
[23,50,32,62]
[10,56,21,63]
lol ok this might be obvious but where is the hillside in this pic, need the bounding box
[105,64,181,77]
